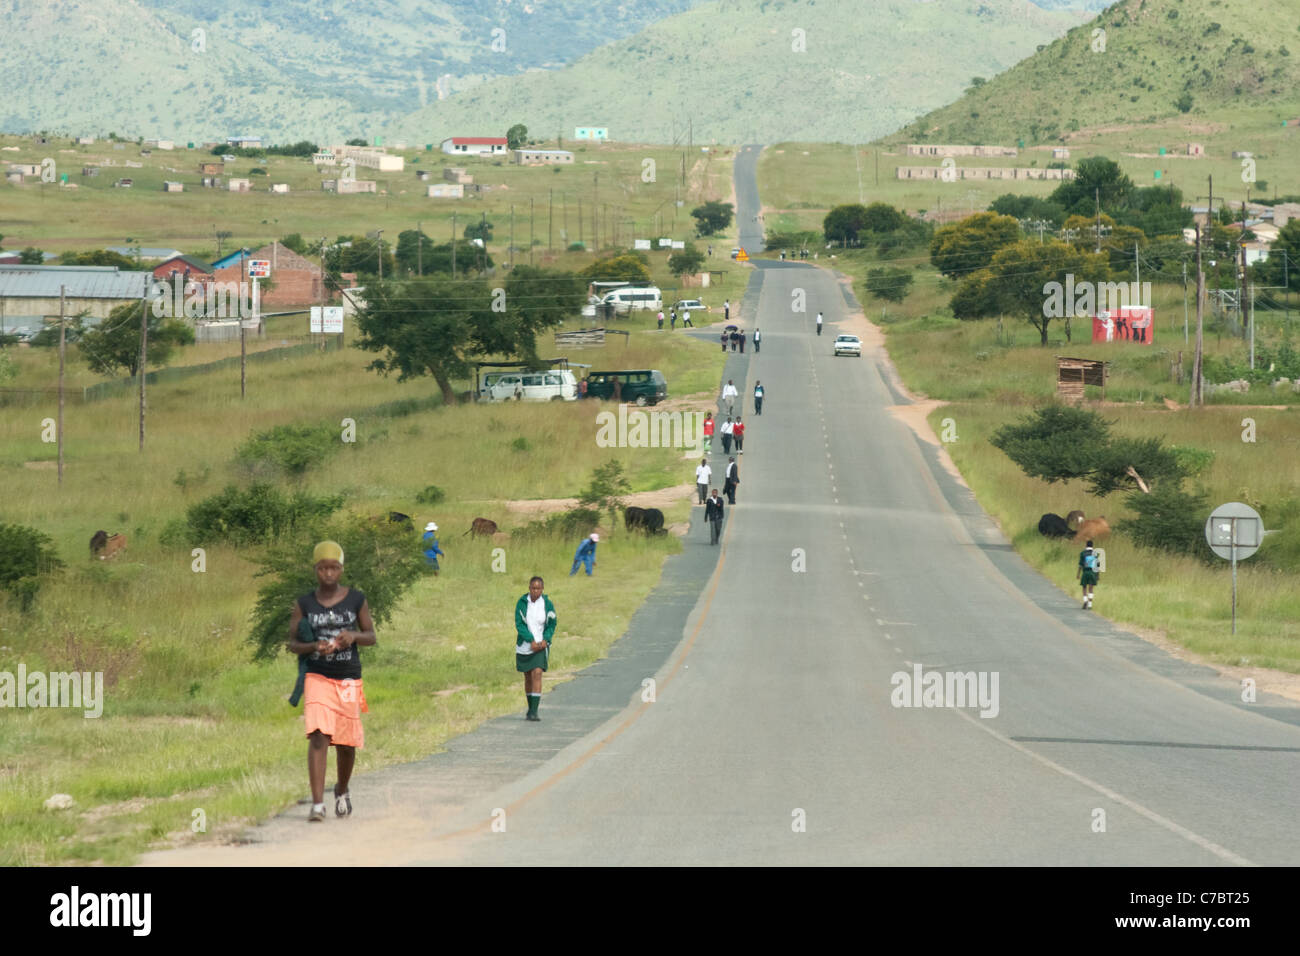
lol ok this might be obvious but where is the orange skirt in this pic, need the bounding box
[303,673,369,748]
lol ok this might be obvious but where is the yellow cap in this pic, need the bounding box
[313,540,344,565]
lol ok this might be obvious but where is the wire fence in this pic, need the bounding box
[0,335,343,407]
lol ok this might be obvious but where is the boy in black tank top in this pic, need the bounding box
[287,541,377,822]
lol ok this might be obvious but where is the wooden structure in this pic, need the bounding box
[1056,357,1107,403]
[554,328,630,349]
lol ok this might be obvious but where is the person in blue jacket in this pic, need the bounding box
[570,532,598,576]
[422,521,444,575]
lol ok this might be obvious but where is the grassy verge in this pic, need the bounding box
[0,312,725,864]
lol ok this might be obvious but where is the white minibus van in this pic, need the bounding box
[600,286,663,315]
[481,369,579,402]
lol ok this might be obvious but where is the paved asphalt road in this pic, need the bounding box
[150,145,1300,867]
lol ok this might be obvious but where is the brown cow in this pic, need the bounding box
[1065,510,1086,532]
[463,517,499,537]
[1074,517,1110,542]
[92,532,127,560]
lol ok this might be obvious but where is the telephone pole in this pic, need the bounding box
[57,286,65,486]
[1190,223,1205,407]
[1095,187,1102,254]
[138,282,148,451]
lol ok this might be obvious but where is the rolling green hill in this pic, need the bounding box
[0,0,703,142]
[387,0,1089,145]
[890,0,1300,147]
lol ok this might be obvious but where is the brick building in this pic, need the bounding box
[212,241,323,307]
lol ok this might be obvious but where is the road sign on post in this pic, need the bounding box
[1205,501,1263,635]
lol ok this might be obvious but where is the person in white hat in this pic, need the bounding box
[422,522,444,574]
[570,532,598,577]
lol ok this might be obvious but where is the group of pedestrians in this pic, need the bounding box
[656,308,695,330]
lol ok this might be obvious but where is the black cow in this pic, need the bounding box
[90,530,108,556]
[625,506,666,535]
[388,511,414,532]
[1038,513,1072,538]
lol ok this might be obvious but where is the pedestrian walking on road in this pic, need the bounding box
[670,309,677,330]
[705,489,725,545]
[695,458,712,504]
[515,576,556,721]
[703,413,714,455]
[569,533,598,577]
[287,540,376,822]
[753,381,764,415]
[729,330,738,351]
[753,328,761,353]
[721,330,729,352]
[739,330,746,353]
[657,310,664,330]
[724,299,731,323]
[816,311,824,336]
[724,457,739,504]
[722,379,738,416]
[733,418,744,454]
[720,417,734,455]
[682,309,693,328]
[1078,539,1101,609]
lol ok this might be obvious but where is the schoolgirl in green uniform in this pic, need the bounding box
[515,576,557,721]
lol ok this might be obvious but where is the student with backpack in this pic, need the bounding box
[1078,539,1101,609]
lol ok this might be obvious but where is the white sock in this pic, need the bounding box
[313,803,326,813]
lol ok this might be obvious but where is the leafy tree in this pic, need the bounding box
[1256,220,1300,292]
[463,219,494,243]
[506,124,529,150]
[823,203,869,245]
[1174,92,1194,113]
[356,270,579,405]
[18,248,44,264]
[1048,156,1134,218]
[989,193,1067,228]
[580,254,650,284]
[690,200,734,236]
[862,202,907,235]
[59,249,137,269]
[77,301,195,376]
[246,514,430,662]
[0,523,64,611]
[983,239,1108,345]
[280,233,308,255]
[395,229,434,274]
[865,267,914,303]
[578,461,630,530]
[236,423,341,477]
[183,483,343,547]
[667,242,705,277]
[345,137,367,147]
[1117,483,1209,557]
[929,212,1021,279]
[764,229,820,251]
[949,272,999,319]
[324,236,395,278]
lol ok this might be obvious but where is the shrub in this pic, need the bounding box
[184,483,344,546]
[414,485,445,505]
[0,523,64,610]
[1117,484,1210,558]
[246,514,432,661]
[512,508,601,541]
[511,436,531,452]
[235,423,339,476]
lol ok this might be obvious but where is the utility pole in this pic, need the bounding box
[510,204,515,270]
[1095,187,1102,254]
[578,197,583,246]
[138,281,148,451]
[593,172,599,251]
[417,219,422,276]
[241,252,248,399]
[376,230,383,282]
[1182,259,1188,344]
[57,286,65,486]
[1190,223,1205,407]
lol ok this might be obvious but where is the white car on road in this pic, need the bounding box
[833,334,862,357]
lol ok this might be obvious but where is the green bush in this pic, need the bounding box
[512,508,601,541]
[1117,484,1210,558]
[414,485,445,506]
[235,423,340,476]
[184,483,344,546]
[0,523,64,610]
[511,436,531,452]
[246,514,432,661]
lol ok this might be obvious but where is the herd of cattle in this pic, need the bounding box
[1037,510,1111,542]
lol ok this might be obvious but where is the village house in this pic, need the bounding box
[905,144,1018,158]
[440,137,508,157]
[227,178,251,192]
[322,179,377,194]
[573,127,608,141]
[198,160,224,175]
[211,241,323,307]
[162,181,183,192]
[514,148,574,165]
[427,183,464,198]
[329,145,404,172]
[0,264,153,328]
[444,167,473,184]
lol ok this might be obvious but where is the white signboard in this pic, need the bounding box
[658,238,672,248]
[634,239,651,250]
[322,306,344,334]
[671,241,685,250]
[310,306,322,333]
[248,259,271,278]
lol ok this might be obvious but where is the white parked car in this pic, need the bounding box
[481,370,579,402]
[833,334,862,357]
[675,298,705,313]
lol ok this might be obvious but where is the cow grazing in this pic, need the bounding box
[1037,513,1072,538]
[624,506,666,534]
[464,517,499,537]
[1065,510,1085,532]
[388,511,414,532]
[91,531,126,560]
[1075,516,1110,542]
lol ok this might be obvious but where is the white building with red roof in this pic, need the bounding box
[440,136,508,157]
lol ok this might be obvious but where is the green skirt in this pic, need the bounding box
[516,648,549,672]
